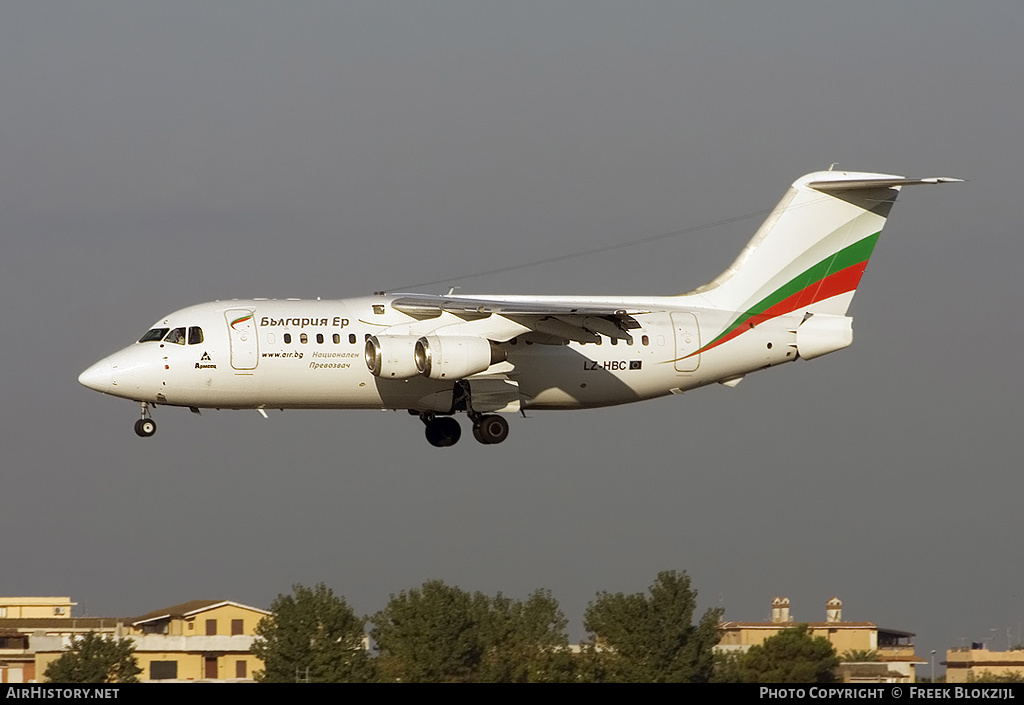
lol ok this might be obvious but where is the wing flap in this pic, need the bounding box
[389,293,644,343]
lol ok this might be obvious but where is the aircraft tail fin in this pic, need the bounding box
[689,171,961,317]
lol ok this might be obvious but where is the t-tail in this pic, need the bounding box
[687,171,961,358]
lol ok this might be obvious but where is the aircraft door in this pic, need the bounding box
[672,312,700,372]
[225,309,259,370]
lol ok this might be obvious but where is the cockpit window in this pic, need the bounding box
[188,327,204,345]
[139,328,169,343]
[164,327,186,345]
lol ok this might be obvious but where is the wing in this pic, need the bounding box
[388,292,646,344]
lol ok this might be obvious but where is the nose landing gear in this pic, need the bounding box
[134,402,156,438]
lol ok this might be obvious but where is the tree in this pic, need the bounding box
[476,589,575,683]
[841,649,880,662]
[252,583,373,683]
[582,570,723,683]
[372,580,485,682]
[371,581,574,682]
[44,632,141,683]
[714,624,839,683]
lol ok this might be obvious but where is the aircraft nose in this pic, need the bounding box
[78,359,112,393]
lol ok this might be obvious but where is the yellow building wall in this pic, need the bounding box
[945,650,1024,684]
[136,652,263,681]
[0,598,74,619]
[132,603,267,638]
[180,604,266,637]
[721,626,875,652]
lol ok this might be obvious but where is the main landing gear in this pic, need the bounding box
[419,411,510,448]
[472,413,509,445]
[134,402,156,438]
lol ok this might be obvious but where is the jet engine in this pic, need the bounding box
[414,336,506,380]
[365,335,421,379]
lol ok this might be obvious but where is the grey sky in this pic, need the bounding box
[2,1,1022,659]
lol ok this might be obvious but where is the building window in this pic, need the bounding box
[150,661,177,680]
[231,619,243,636]
[236,660,247,678]
[206,619,217,636]
[142,621,168,635]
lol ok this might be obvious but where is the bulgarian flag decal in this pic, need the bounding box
[230,313,254,330]
[689,231,880,357]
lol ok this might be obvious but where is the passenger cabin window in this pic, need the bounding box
[348,334,356,344]
[300,333,308,344]
[283,333,292,344]
[333,333,341,344]
[164,328,186,345]
[139,328,169,343]
[188,327,204,345]
[316,333,324,344]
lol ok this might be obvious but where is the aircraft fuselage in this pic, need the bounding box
[80,295,799,413]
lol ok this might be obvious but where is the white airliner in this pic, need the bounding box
[79,171,959,446]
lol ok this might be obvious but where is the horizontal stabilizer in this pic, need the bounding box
[808,176,963,192]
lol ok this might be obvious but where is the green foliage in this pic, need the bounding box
[582,570,723,683]
[714,624,839,683]
[476,589,575,683]
[44,633,141,684]
[841,649,881,662]
[252,583,374,683]
[371,580,574,682]
[968,670,1024,683]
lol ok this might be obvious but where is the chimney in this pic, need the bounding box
[826,597,842,623]
[771,596,791,623]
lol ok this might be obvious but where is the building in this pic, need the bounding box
[123,600,269,681]
[944,647,1024,683]
[1,597,269,683]
[0,598,77,620]
[717,597,925,683]
[0,598,111,683]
